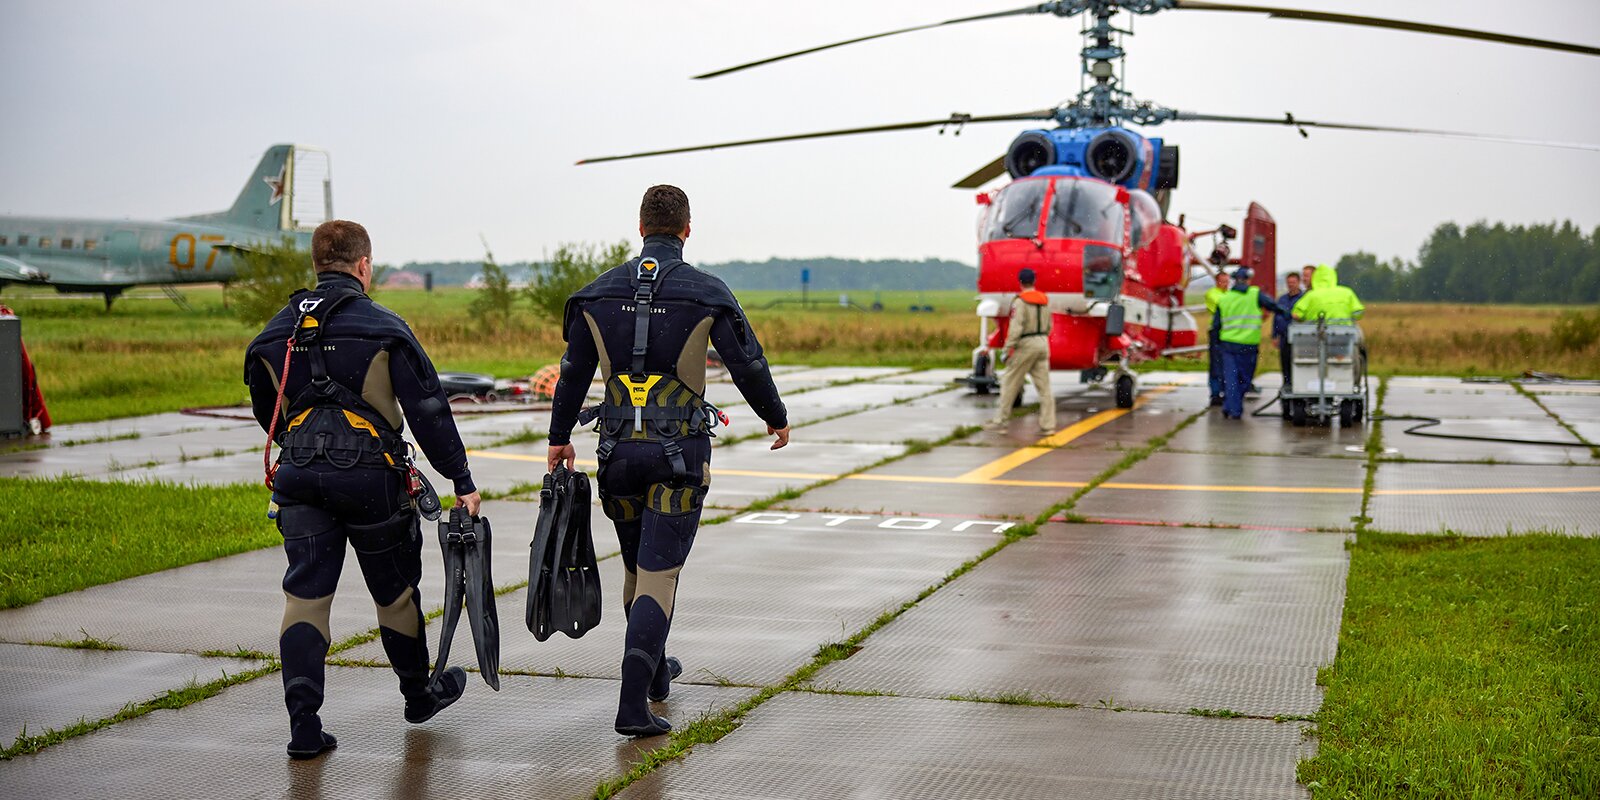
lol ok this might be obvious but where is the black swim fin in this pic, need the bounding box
[462,513,500,690]
[526,466,602,641]
[525,469,560,641]
[435,506,501,690]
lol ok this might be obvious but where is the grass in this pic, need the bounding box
[6,284,1592,425]
[1300,532,1600,798]
[0,477,276,608]
[38,630,125,651]
[2,661,281,760]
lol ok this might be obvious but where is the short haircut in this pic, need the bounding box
[640,185,691,236]
[312,220,371,272]
[1286,272,1300,283]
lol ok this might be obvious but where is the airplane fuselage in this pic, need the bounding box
[0,215,308,293]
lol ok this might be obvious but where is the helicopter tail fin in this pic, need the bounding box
[179,145,333,232]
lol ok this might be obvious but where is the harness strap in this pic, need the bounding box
[630,257,660,376]
[263,330,298,488]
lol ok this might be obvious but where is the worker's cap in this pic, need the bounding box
[1017,268,1037,284]
[1231,266,1252,283]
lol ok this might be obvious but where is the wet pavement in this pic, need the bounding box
[1,367,1596,798]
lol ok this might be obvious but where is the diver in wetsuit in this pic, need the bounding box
[245,220,479,758]
[546,185,790,737]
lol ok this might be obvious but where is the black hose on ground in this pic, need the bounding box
[1370,414,1589,448]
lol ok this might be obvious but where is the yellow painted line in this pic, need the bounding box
[1101,481,1362,495]
[954,386,1175,483]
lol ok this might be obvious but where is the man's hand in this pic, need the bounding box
[457,491,482,517]
[548,443,576,472]
[767,425,790,450]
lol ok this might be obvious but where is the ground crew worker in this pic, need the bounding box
[988,268,1056,433]
[1293,263,1365,323]
[1274,270,1307,391]
[245,220,478,759]
[1205,270,1230,406]
[546,185,790,737]
[1215,266,1287,420]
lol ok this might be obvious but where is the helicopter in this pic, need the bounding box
[579,1,1599,408]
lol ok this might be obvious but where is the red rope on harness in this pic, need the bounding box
[263,334,296,488]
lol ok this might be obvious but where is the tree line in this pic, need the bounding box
[1336,221,1599,304]
[390,256,977,291]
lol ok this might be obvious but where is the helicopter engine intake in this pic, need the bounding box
[1003,127,1176,192]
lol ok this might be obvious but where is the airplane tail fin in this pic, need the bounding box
[183,144,333,231]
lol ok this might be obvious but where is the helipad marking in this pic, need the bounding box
[954,386,1175,483]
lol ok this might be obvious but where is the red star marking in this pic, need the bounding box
[264,165,286,206]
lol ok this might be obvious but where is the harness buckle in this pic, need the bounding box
[595,439,616,463]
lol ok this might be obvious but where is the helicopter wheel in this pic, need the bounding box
[1114,374,1135,409]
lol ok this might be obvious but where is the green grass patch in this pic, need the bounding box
[37,630,125,651]
[1300,532,1600,798]
[1188,707,1246,719]
[2,661,280,760]
[0,477,276,609]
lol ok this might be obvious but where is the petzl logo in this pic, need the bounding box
[641,258,658,272]
[298,298,323,313]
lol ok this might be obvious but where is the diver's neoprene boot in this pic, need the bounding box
[287,727,337,760]
[647,656,682,702]
[405,666,467,724]
[616,650,672,737]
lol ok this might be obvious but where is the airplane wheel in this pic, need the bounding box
[1290,399,1308,427]
[1339,400,1357,428]
[1115,374,1135,409]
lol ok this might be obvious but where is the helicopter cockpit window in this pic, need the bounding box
[1046,179,1124,243]
[982,179,1048,242]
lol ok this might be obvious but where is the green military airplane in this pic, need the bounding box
[0,144,331,308]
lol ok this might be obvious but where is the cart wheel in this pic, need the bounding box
[1115,374,1135,409]
[1279,395,1292,420]
[1290,399,1308,427]
[1354,399,1365,421]
[1339,400,1357,428]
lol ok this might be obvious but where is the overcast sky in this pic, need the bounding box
[3,1,1597,273]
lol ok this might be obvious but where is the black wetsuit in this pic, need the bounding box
[549,234,786,733]
[244,271,475,746]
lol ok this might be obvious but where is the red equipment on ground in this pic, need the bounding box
[0,305,52,435]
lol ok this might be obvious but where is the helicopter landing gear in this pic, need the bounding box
[1114,371,1135,409]
[961,347,998,395]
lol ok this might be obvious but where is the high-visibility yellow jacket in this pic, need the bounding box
[1293,264,1365,323]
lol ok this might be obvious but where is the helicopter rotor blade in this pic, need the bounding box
[577,110,1059,165]
[1172,1,1600,57]
[1173,111,1600,152]
[692,3,1054,79]
[953,155,1010,189]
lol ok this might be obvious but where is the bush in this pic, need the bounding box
[468,254,517,329]
[1551,307,1600,352]
[229,238,315,327]
[524,241,631,323]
